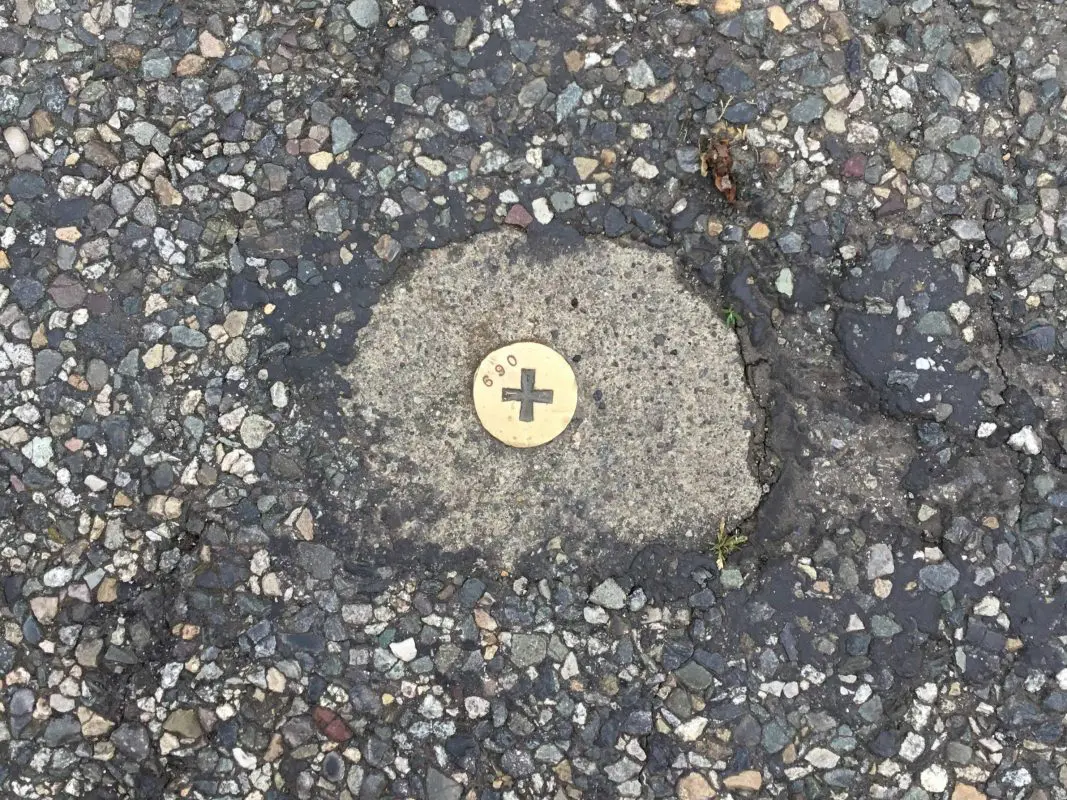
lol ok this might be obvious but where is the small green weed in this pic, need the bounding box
[722,306,742,328]
[712,518,748,570]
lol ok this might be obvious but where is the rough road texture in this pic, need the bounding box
[1,0,1067,799]
[340,230,761,560]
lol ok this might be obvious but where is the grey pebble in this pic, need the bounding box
[110,723,150,759]
[347,0,380,29]
[510,633,547,667]
[867,543,894,579]
[627,59,656,90]
[169,326,208,348]
[589,578,627,609]
[141,49,172,80]
[789,96,827,124]
[919,562,961,593]
[35,349,63,384]
[951,219,985,241]
[425,768,462,800]
[518,77,548,108]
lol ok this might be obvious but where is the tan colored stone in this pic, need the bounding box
[223,310,248,337]
[888,140,915,172]
[574,157,599,180]
[748,221,770,239]
[823,108,847,134]
[97,577,118,603]
[163,709,203,739]
[78,707,114,737]
[374,233,400,262]
[676,772,716,799]
[308,151,333,170]
[266,667,287,693]
[109,42,142,70]
[714,0,741,14]
[473,608,498,631]
[30,596,59,624]
[293,507,314,540]
[55,227,81,243]
[648,81,676,104]
[31,110,54,137]
[154,175,182,206]
[564,50,584,72]
[264,733,284,762]
[199,30,227,58]
[261,573,282,596]
[723,770,762,792]
[767,5,791,30]
[952,785,986,800]
[175,53,206,76]
[142,343,165,370]
[147,495,183,520]
[964,37,994,68]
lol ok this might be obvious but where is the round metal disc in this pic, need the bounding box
[472,342,578,448]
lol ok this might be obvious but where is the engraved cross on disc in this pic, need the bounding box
[472,342,578,448]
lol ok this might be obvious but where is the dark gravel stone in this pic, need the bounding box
[605,206,630,237]
[34,349,62,384]
[918,562,960,593]
[9,688,34,716]
[977,69,1009,100]
[717,65,754,94]
[789,96,827,124]
[7,172,47,199]
[501,749,535,777]
[323,751,345,782]
[724,102,758,123]
[425,767,462,800]
[675,660,715,692]
[11,277,45,308]
[1015,323,1057,352]
[111,723,150,759]
[778,232,804,254]
[48,275,86,308]
[42,715,82,746]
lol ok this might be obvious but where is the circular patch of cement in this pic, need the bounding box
[340,230,760,561]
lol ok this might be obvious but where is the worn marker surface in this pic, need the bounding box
[341,230,760,559]
[473,342,577,448]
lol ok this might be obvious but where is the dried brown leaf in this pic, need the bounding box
[701,137,737,204]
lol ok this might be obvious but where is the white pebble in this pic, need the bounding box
[1008,425,1041,455]
[899,731,925,761]
[920,764,948,793]
[631,157,659,179]
[270,382,289,408]
[4,126,29,157]
[389,637,417,662]
[464,696,490,718]
[531,197,553,224]
[232,747,257,770]
[973,595,1000,616]
[804,747,840,769]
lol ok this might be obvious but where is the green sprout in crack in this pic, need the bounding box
[722,306,742,328]
[712,518,748,570]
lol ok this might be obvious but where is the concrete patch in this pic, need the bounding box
[340,230,760,560]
